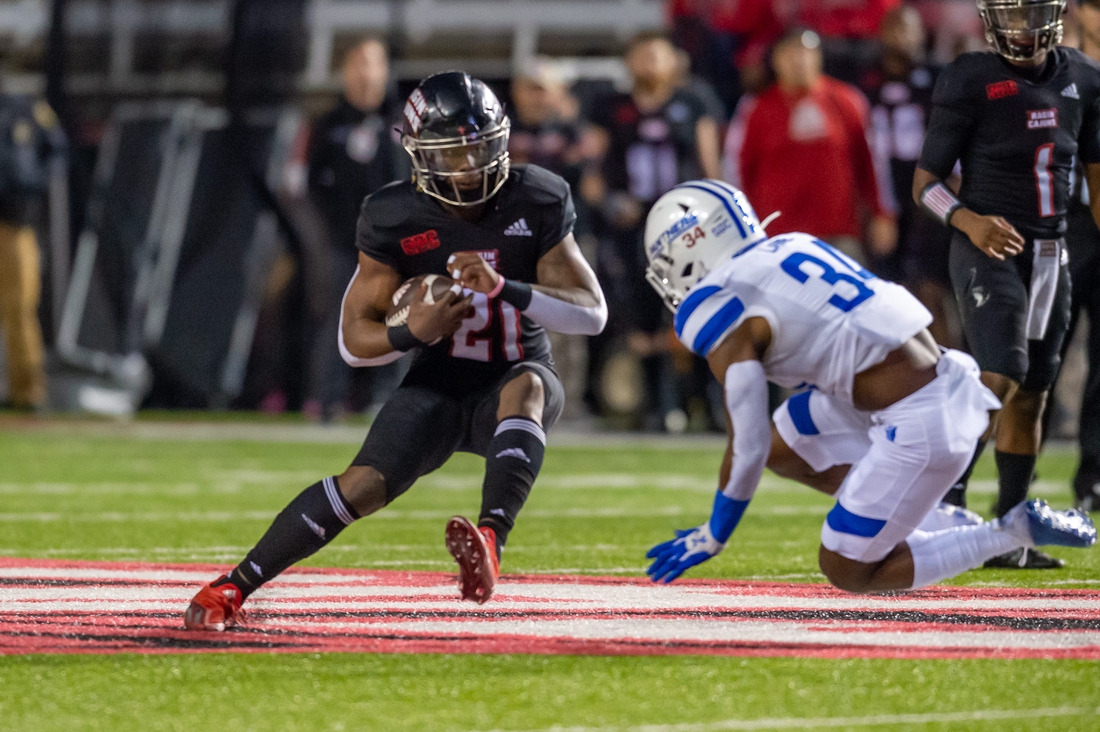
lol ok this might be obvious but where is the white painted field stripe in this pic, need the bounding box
[0,475,782,495]
[0,483,207,495]
[4,595,1098,651]
[0,476,1066,496]
[2,565,1097,655]
[0,505,835,523]
[4,574,1100,612]
[285,617,1100,650]
[487,705,1100,732]
[5,594,1099,653]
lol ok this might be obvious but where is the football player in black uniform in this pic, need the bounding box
[913,0,1100,567]
[861,6,960,348]
[184,72,606,628]
[1045,0,1100,513]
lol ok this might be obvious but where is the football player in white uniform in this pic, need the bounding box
[642,180,1096,591]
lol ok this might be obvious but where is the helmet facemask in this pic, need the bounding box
[978,0,1065,62]
[403,120,511,207]
[645,253,714,313]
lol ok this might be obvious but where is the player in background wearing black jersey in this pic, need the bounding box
[860,6,961,349]
[582,31,721,431]
[1045,0,1100,512]
[183,72,606,628]
[913,0,1100,567]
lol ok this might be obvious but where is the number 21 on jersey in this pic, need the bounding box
[451,293,523,362]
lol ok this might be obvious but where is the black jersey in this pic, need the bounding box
[918,47,1100,238]
[508,118,580,177]
[590,88,711,204]
[863,64,938,213]
[308,97,407,252]
[357,164,575,388]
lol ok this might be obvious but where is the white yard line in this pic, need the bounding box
[0,474,792,495]
[486,706,1100,732]
[4,572,1099,612]
[0,505,833,522]
[0,475,1070,498]
[1,419,728,448]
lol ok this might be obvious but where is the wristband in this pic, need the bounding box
[387,323,426,352]
[919,182,962,226]
[709,491,750,543]
[497,279,533,310]
[487,275,505,299]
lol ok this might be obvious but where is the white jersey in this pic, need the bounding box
[673,233,932,404]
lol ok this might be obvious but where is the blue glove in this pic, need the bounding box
[646,492,749,584]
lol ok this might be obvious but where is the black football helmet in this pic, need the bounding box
[401,71,511,207]
[977,0,1066,62]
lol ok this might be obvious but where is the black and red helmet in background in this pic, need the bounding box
[401,71,511,207]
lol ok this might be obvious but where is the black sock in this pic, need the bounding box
[221,477,359,598]
[944,439,988,508]
[478,417,546,556]
[994,451,1037,518]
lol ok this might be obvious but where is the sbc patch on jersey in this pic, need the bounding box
[985,80,1018,100]
[400,229,441,256]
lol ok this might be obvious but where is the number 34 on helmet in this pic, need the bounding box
[643,180,773,313]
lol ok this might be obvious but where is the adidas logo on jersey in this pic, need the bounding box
[1062,83,1080,100]
[504,218,533,236]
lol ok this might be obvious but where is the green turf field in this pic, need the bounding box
[1,421,1098,731]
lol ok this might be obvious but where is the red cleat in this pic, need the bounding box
[183,579,245,631]
[445,516,500,604]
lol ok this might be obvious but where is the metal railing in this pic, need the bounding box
[0,0,662,94]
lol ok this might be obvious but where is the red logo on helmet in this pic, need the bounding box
[403,88,428,132]
[986,80,1018,100]
[400,229,441,256]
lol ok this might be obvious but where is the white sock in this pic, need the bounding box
[906,519,1026,589]
[916,502,984,532]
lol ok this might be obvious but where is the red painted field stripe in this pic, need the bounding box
[3,559,1099,660]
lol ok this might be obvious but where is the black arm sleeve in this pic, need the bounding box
[917,61,976,180]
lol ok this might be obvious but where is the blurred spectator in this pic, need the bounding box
[860,5,961,347]
[804,0,903,84]
[667,0,744,113]
[0,94,65,412]
[509,58,591,420]
[305,37,407,421]
[915,0,986,65]
[799,0,901,40]
[509,58,583,176]
[726,28,895,264]
[674,46,730,123]
[582,31,721,429]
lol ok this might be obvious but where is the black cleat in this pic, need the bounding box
[982,546,1065,569]
[1075,484,1100,514]
[942,485,967,508]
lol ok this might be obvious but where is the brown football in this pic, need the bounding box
[385,274,461,327]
